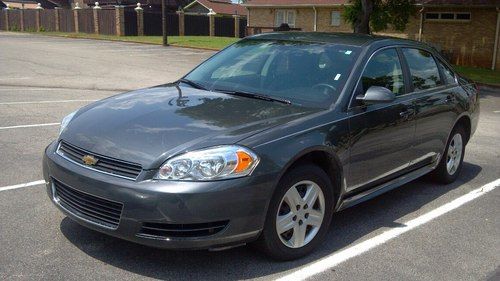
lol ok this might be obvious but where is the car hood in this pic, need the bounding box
[61,85,319,169]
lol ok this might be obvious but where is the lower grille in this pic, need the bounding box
[138,221,229,239]
[52,179,123,229]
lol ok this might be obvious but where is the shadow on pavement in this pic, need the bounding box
[60,162,482,280]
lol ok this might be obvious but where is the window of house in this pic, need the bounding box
[456,13,471,20]
[361,48,405,96]
[331,11,341,26]
[275,10,296,27]
[425,13,439,20]
[402,48,442,91]
[425,12,471,21]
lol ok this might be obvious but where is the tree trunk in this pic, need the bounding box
[354,0,373,34]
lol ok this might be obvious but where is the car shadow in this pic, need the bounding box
[60,162,482,280]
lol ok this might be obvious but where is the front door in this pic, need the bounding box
[347,48,417,193]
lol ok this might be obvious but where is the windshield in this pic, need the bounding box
[184,39,360,108]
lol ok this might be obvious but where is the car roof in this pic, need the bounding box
[247,32,428,49]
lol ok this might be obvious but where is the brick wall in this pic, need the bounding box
[247,6,499,69]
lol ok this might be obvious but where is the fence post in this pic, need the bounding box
[208,9,216,37]
[4,4,10,31]
[233,15,240,38]
[35,3,43,31]
[93,2,101,35]
[135,3,143,36]
[74,3,81,33]
[115,5,125,36]
[177,10,184,36]
[54,8,60,32]
[20,8,24,31]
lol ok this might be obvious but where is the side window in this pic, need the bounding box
[437,60,457,84]
[361,48,405,96]
[402,48,442,91]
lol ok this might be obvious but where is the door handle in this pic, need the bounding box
[400,108,415,118]
[445,95,456,103]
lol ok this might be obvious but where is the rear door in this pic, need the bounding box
[401,48,458,166]
[347,47,417,192]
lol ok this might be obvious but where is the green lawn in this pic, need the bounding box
[454,65,500,86]
[33,32,240,50]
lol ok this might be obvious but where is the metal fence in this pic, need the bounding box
[214,16,234,37]
[8,9,21,30]
[98,9,115,35]
[143,12,178,36]
[185,14,209,36]
[78,9,94,34]
[59,9,75,33]
[124,9,137,36]
[40,10,56,31]
[0,8,247,38]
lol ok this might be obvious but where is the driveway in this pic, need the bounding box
[0,32,499,281]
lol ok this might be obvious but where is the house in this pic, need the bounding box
[242,0,500,70]
[184,0,247,16]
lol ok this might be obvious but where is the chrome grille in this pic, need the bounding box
[52,179,123,229]
[57,141,142,180]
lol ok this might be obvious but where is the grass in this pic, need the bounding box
[454,65,500,86]
[32,32,240,50]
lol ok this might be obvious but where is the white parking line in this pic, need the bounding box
[277,178,500,281]
[0,99,96,105]
[0,180,45,192]
[0,123,60,130]
[494,111,500,113]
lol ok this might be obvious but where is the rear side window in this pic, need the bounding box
[361,48,405,96]
[402,48,442,91]
[437,60,457,84]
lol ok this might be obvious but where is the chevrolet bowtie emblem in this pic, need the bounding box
[82,155,98,166]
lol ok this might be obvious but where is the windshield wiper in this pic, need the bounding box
[178,78,207,90]
[214,89,292,105]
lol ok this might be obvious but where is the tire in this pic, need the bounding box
[255,164,334,261]
[430,126,466,184]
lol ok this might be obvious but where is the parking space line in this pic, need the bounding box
[277,178,500,281]
[0,123,60,130]
[0,180,45,192]
[0,99,96,105]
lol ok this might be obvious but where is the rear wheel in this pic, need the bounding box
[430,126,466,184]
[256,164,334,260]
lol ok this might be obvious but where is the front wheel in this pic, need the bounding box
[256,164,334,260]
[430,126,466,184]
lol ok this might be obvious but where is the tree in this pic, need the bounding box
[343,0,416,34]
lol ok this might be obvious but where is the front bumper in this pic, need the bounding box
[43,141,274,250]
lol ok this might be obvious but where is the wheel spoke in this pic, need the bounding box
[303,184,319,207]
[291,224,306,247]
[306,209,323,227]
[284,186,302,208]
[276,212,295,234]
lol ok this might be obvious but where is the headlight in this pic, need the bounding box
[59,111,76,135]
[155,145,259,181]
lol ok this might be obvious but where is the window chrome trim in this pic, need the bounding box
[56,142,139,181]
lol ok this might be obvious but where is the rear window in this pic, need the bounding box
[402,48,442,91]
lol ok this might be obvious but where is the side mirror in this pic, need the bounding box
[356,86,396,104]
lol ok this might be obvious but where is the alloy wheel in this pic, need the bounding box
[276,180,325,248]
[446,133,463,175]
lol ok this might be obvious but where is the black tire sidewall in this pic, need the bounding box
[433,126,466,183]
[258,164,334,260]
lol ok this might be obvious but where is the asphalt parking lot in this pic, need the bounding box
[0,32,499,280]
